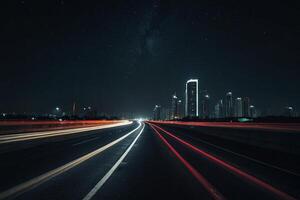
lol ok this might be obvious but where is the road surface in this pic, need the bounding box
[0,121,299,200]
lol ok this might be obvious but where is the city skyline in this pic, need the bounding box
[152,78,298,120]
[1,75,298,119]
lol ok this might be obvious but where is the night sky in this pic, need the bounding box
[1,0,299,117]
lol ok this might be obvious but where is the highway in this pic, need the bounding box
[0,121,299,199]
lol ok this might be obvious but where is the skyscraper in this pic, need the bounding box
[171,93,178,120]
[177,99,184,119]
[201,94,210,119]
[235,97,243,117]
[185,79,199,117]
[214,99,224,118]
[225,92,233,118]
[153,105,161,120]
[214,104,220,119]
[249,105,256,118]
[161,107,171,120]
[242,97,250,117]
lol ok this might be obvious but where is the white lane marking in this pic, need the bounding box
[72,136,100,146]
[0,121,132,144]
[182,133,300,177]
[82,123,145,200]
[0,122,141,200]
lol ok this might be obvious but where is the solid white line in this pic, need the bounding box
[0,122,141,200]
[82,123,145,200]
[0,121,132,144]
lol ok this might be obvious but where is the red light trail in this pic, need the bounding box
[149,122,297,200]
[150,121,300,132]
[149,123,225,200]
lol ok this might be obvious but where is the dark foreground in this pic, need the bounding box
[0,121,299,200]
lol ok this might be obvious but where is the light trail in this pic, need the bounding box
[0,120,121,126]
[0,122,142,200]
[175,131,300,177]
[150,121,300,132]
[150,123,297,200]
[82,123,145,200]
[0,121,132,144]
[149,123,225,200]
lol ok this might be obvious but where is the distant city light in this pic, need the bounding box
[134,118,147,122]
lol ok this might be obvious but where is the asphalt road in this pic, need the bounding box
[0,121,299,200]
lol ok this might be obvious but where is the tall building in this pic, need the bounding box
[214,104,220,119]
[177,99,184,119]
[171,94,178,120]
[249,105,256,118]
[214,99,224,118]
[201,94,210,119]
[242,97,250,117]
[225,92,233,118]
[153,105,161,120]
[235,97,243,117]
[160,107,171,120]
[185,79,199,117]
[171,94,184,120]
